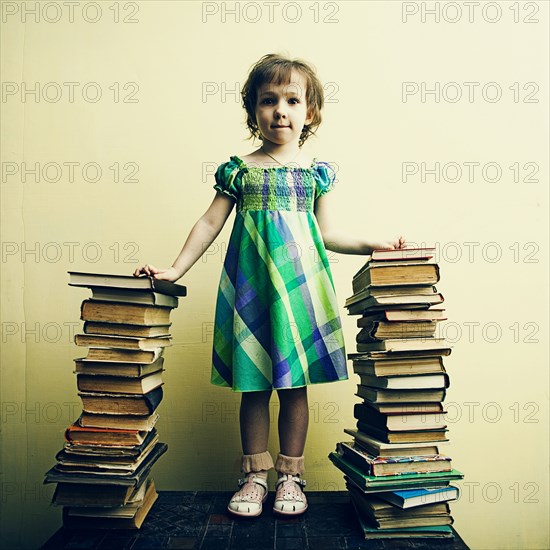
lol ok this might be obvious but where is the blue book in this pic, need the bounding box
[378,486,460,509]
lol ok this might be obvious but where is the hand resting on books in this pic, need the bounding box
[133,265,181,282]
[368,236,407,253]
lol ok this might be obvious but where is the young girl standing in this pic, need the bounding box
[134,53,405,517]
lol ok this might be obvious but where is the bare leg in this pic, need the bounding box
[277,386,309,457]
[273,387,309,515]
[240,389,272,454]
[228,390,274,516]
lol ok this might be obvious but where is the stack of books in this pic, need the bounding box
[329,248,464,540]
[43,271,186,529]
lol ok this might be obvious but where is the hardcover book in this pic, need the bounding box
[68,271,187,297]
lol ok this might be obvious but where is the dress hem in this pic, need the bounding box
[210,375,350,393]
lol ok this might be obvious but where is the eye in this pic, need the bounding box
[288,97,300,104]
[261,98,274,104]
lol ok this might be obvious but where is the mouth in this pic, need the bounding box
[272,125,290,129]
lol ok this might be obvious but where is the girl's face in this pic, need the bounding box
[254,70,313,148]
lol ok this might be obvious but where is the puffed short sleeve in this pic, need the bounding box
[312,161,337,199]
[213,156,244,201]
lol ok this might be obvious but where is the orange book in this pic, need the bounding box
[64,421,148,446]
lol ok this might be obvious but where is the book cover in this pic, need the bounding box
[68,271,187,297]
[337,441,452,476]
[377,486,460,509]
[328,451,463,492]
[44,442,168,486]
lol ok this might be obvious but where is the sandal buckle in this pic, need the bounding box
[237,478,247,487]
[291,475,306,487]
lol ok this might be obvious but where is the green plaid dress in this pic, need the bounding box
[211,155,348,392]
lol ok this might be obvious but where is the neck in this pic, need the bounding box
[260,142,301,164]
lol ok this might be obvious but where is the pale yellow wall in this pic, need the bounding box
[1,2,548,549]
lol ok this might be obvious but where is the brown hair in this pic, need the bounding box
[241,53,324,147]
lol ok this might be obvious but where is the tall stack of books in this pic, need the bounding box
[43,272,186,529]
[329,248,464,540]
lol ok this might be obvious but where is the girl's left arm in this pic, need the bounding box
[314,192,405,255]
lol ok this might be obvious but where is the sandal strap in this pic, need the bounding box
[238,475,268,490]
[275,474,306,488]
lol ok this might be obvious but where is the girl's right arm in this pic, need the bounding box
[133,191,235,282]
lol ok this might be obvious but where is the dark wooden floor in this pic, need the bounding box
[42,491,470,549]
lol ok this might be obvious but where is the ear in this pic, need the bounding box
[305,109,314,126]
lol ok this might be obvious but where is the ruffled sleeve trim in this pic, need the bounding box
[213,156,246,201]
[312,161,337,199]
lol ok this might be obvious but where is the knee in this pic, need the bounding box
[241,389,272,406]
[277,386,308,405]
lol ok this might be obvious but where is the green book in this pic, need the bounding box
[329,452,463,492]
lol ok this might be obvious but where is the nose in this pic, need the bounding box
[274,99,287,118]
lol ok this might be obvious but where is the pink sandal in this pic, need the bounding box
[273,474,308,516]
[227,474,269,517]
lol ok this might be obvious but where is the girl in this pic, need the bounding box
[134,53,405,517]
